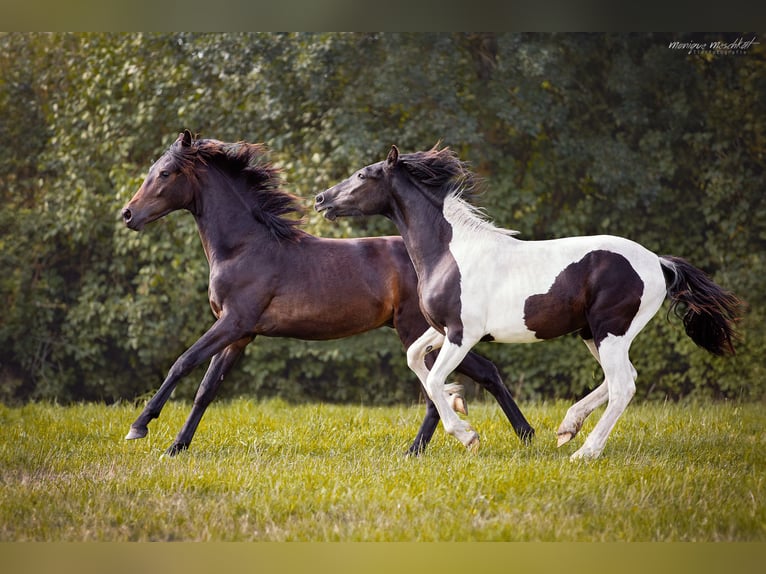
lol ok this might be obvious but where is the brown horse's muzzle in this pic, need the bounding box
[121,206,144,231]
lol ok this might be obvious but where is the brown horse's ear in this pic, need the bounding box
[178,129,193,147]
[386,145,399,167]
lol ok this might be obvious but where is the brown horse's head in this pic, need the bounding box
[122,130,198,231]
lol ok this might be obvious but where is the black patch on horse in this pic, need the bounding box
[419,237,464,347]
[523,250,644,346]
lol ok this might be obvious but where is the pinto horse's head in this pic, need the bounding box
[122,129,198,231]
[314,146,400,221]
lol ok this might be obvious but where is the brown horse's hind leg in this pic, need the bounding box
[164,337,252,456]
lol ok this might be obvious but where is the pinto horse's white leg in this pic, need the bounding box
[408,329,479,450]
[557,339,608,446]
[557,381,608,447]
[406,327,469,415]
[570,334,636,460]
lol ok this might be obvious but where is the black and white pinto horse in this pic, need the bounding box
[315,145,741,459]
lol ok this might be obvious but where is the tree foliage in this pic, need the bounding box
[1,32,763,405]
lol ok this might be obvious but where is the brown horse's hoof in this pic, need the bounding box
[162,443,189,458]
[125,426,148,440]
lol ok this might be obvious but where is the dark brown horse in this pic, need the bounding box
[121,130,533,456]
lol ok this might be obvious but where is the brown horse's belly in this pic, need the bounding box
[254,295,394,340]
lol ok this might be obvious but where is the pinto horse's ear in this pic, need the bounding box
[386,145,399,168]
[178,129,193,147]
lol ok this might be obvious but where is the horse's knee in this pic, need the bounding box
[425,371,444,397]
[406,347,423,371]
[406,339,429,367]
[167,356,195,382]
[607,378,636,410]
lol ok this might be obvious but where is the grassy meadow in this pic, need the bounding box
[0,398,763,541]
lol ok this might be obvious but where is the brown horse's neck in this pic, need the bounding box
[190,170,279,267]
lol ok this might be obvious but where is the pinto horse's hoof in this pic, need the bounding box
[445,382,467,415]
[570,446,601,461]
[466,432,480,453]
[453,396,468,416]
[557,431,574,447]
[125,426,148,440]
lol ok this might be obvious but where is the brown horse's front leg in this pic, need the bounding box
[125,316,248,441]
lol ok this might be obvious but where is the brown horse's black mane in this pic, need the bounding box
[169,135,306,241]
[399,145,480,200]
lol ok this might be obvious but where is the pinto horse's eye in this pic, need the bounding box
[357,172,366,180]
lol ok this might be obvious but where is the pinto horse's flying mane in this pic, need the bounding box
[169,131,305,241]
[399,144,518,237]
[399,145,478,197]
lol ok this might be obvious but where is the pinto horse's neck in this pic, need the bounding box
[386,174,466,343]
[387,176,454,278]
[189,167,276,266]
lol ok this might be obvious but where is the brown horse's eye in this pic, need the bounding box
[160,170,170,178]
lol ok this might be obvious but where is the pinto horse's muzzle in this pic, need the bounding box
[313,192,337,220]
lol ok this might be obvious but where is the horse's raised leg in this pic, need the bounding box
[570,335,636,460]
[557,381,608,447]
[164,336,252,456]
[557,339,608,446]
[126,315,248,441]
[455,352,535,442]
[406,329,445,455]
[408,329,479,449]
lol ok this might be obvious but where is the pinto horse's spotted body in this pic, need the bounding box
[524,250,644,343]
[315,145,741,460]
[120,131,533,456]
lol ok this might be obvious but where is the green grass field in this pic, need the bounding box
[0,398,763,541]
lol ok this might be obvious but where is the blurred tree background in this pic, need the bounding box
[1,32,763,405]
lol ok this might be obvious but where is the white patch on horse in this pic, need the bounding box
[442,191,519,239]
[442,194,667,346]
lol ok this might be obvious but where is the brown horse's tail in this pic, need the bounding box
[659,256,742,356]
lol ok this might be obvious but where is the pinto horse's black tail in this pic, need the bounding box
[659,256,742,356]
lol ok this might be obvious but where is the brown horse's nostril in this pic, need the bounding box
[122,208,132,222]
